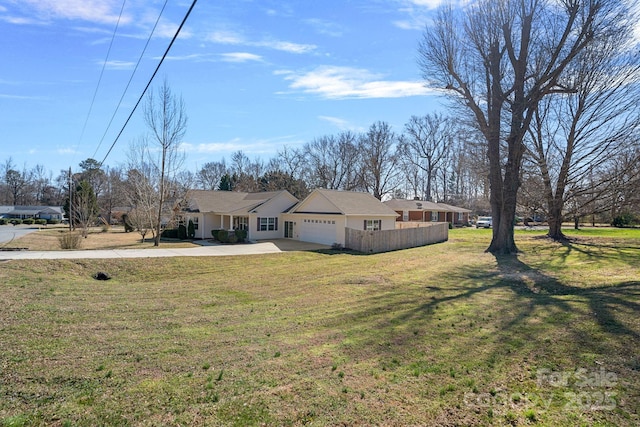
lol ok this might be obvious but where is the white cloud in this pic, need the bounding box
[57,147,79,155]
[318,116,364,132]
[304,18,344,37]
[392,0,447,30]
[0,93,44,100]
[182,135,301,156]
[257,40,316,54]
[404,0,445,7]
[220,52,263,63]
[0,15,38,25]
[20,0,132,25]
[206,29,316,54]
[101,60,135,70]
[206,30,245,45]
[279,66,433,99]
[181,140,245,154]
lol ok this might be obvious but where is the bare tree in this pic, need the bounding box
[399,114,453,201]
[526,20,640,239]
[124,139,161,243]
[303,131,360,190]
[358,121,400,200]
[277,146,307,181]
[144,80,187,246]
[419,0,620,254]
[196,161,228,190]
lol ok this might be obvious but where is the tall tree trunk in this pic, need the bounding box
[547,203,564,240]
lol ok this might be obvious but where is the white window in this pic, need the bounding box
[193,216,199,230]
[431,211,439,222]
[458,212,464,221]
[364,219,382,231]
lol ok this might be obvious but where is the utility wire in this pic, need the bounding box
[75,0,127,162]
[91,0,169,160]
[99,0,198,167]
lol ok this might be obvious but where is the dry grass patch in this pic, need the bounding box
[1,225,198,250]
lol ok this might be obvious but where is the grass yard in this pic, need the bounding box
[1,228,639,426]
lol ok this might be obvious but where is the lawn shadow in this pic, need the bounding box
[550,236,640,268]
[325,247,640,378]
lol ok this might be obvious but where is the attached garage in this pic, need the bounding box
[295,216,343,246]
[283,189,398,246]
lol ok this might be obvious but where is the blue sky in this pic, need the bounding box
[1,0,446,176]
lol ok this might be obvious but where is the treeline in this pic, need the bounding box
[1,116,639,227]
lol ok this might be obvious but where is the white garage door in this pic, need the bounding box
[299,218,338,246]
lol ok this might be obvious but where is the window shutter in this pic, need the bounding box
[275,217,278,231]
[364,220,367,230]
[257,217,260,230]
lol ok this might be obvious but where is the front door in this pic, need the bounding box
[284,221,294,238]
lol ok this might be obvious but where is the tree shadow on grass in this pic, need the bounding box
[546,235,640,268]
[326,246,640,371]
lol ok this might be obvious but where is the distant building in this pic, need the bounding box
[384,199,472,226]
[1,206,64,221]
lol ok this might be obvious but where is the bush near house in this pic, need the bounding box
[161,229,179,239]
[22,218,34,225]
[217,230,229,243]
[187,219,195,239]
[177,224,187,240]
[612,212,638,228]
[235,229,247,242]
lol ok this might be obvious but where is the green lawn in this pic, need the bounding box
[1,228,639,426]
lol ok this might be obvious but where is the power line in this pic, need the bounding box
[75,0,127,162]
[99,0,198,168]
[91,0,169,160]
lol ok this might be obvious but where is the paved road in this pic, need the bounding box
[0,225,40,245]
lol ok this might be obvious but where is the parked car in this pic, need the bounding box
[476,216,492,228]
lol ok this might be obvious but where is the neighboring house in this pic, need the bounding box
[436,203,472,225]
[182,190,299,241]
[384,199,471,226]
[1,206,64,220]
[282,189,399,246]
[181,188,399,246]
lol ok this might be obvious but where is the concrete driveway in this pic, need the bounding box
[0,225,40,245]
[0,239,329,260]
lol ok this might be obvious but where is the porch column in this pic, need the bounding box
[229,215,234,230]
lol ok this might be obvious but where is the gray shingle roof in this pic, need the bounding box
[185,190,291,215]
[296,189,399,216]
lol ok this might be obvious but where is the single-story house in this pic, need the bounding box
[182,188,399,246]
[182,190,299,241]
[1,206,64,220]
[282,189,399,246]
[384,199,471,226]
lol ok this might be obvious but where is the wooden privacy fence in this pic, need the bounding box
[345,222,449,254]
